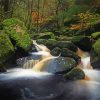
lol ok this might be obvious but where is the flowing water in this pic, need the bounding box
[11,40,100,100]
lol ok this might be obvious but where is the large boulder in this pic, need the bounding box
[56,41,78,52]
[51,48,80,64]
[0,33,14,71]
[33,57,77,74]
[36,39,58,50]
[61,48,80,63]
[72,36,92,51]
[64,67,85,80]
[90,39,100,69]
[51,47,61,56]
[2,18,32,58]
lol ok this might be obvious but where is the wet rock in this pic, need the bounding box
[56,41,77,52]
[64,67,85,80]
[61,48,80,63]
[72,36,92,51]
[33,57,77,74]
[90,39,100,69]
[0,66,6,73]
[51,47,61,56]
[90,49,100,69]
[36,39,57,50]
[51,48,80,64]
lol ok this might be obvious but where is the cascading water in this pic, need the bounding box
[76,48,100,83]
[16,40,52,69]
[76,48,92,69]
[1,41,100,100]
[17,40,99,82]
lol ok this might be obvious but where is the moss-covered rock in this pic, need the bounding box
[93,39,100,57]
[45,39,57,50]
[51,47,80,64]
[91,32,100,40]
[0,33,14,66]
[2,18,32,51]
[90,39,100,69]
[35,32,55,39]
[56,41,78,52]
[33,57,77,74]
[72,36,92,51]
[64,67,85,80]
[90,49,100,69]
[61,48,81,63]
[36,39,58,50]
[51,47,61,56]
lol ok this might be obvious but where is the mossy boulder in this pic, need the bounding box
[51,47,61,56]
[56,41,78,52]
[72,36,92,51]
[91,39,100,69]
[2,18,32,52]
[64,67,85,80]
[36,39,58,50]
[45,39,57,50]
[90,49,100,69]
[91,32,100,40]
[61,48,80,64]
[51,48,80,64]
[0,33,14,66]
[93,39,100,57]
[33,57,77,74]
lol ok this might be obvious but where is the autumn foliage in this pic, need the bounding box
[32,11,45,25]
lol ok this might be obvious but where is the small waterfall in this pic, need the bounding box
[17,40,53,69]
[76,48,92,69]
[32,40,51,53]
[83,69,100,82]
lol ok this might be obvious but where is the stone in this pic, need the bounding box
[64,67,85,80]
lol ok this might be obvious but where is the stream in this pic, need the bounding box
[0,41,100,100]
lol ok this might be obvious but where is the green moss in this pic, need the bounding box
[64,67,85,80]
[72,36,86,42]
[2,18,26,30]
[36,39,57,50]
[56,35,72,41]
[0,33,14,65]
[91,32,100,40]
[36,39,47,45]
[46,39,57,46]
[2,18,32,51]
[65,5,89,21]
[93,39,100,57]
[37,32,55,39]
